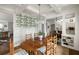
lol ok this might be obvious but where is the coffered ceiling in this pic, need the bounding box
[0,4,78,22]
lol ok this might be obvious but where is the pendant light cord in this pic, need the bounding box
[38,4,40,21]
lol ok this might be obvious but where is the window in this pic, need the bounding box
[0,23,4,31]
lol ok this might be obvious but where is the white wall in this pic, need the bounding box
[8,22,13,33]
[74,12,79,51]
[13,14,46,47]
[13,15,38,47]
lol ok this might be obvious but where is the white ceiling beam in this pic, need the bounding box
[26,5,46,17]
[49,4,61,13]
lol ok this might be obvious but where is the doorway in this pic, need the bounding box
[50,24,55,34]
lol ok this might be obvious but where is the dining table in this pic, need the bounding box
[20,38,47,55]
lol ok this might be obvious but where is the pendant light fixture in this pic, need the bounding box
[38,4,43,44]
[38,4,40,21]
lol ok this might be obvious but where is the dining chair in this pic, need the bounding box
[34,33,39,37]
[37,46,46,55]
[34,33,40,40]
[14,48,29,55]
[25,34,32,40]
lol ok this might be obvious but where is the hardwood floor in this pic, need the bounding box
[55,45,69,55]
[69,49,79,55]
[56,45,79,55]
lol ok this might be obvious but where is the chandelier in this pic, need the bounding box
[38,4,40,21]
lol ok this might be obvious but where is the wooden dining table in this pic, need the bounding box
[20,38,46,55]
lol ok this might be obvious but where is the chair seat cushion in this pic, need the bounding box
[14,48,28,55]
[37,46,46,54]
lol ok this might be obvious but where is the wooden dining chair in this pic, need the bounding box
[34,33,39,37]
[34,33,40,40]
[25,34,32,40]
[46,34,57,55]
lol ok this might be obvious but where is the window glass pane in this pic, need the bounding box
[0,23,3,28]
